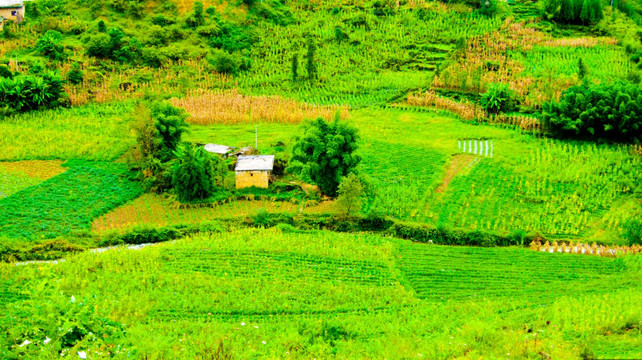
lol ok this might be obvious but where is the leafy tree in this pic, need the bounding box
[306,36,317,81]
[480,83,515,114]
[97,20,107,33]
[479,0,498,17]
[542,82,642,143]
[207,49,247,74]
[66,62,84,85]
[287,116,361,197]
[150,101,189,161]
[171,144,220,202]
[86,33,113,58]
[336,173,365,217]
[36,30,65,60]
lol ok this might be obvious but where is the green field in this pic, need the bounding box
[1,229,640,359]
[1,0,642,358]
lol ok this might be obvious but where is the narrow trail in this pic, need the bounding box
[434,154,478,193]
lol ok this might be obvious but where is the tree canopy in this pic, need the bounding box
[287,116,361,197]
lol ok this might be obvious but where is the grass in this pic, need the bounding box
[0,103,135,161]
[0,229,639,359]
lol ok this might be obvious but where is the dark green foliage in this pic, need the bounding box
[545,0,602,24]
[542,82,642,143]
[0,72,65,114]
[66,62,84,85]
[97,19,107,33]
[288,117,361,197]
[0,65,12,79]
[85,27,140,63]
[578,57,587,80]
[306,36,317,81]
[479,0,498,17]
[622,219,642,245]
[171,144,220,202]
[185,1,206,28]
[249,0,295,25]
[480,82,515,114]
[36,30,66,60]
[389,222,525,247]
[0,162,142,239]
[209,23,254,52]
[207,49,247,74]
[150,101,189,161]
[291,52,299,82]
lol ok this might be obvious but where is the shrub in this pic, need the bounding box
[336,173,365,217]
[0,72,65,113]
[288,116,361,197]
[208,49,243,74]
[0,65,12,79]
[541,82,642,143]
[66,62,84,85]
[544,0,602,25]
[622,219,642,245]
[209,23,254,52]
[36,30,66,60]
[480,83,515,114]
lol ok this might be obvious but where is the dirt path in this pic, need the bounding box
[434,154,477,193]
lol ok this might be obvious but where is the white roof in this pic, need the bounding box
[204,143,234,155]
[0,0,23,8]
[235,155,275,171]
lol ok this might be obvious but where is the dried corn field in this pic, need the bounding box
[432,19,628,109]
[531,240,642,258]
[171,90,350,125]
[406,91,541,131]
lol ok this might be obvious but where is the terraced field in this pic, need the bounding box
[1,229,640,358]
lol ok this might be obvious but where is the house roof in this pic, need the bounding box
[0,0,23,8]
[204,143,234,155]
[235,155,275,171]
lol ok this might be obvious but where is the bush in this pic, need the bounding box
[66,62,84,85]
[36,30,66,60]
[480,83,515,114]
[541,82,642,143]
[622,219,642,245]
[0,72,66,113]
[150,101,189,161]
[336,173,365,217]
[209,23,254,52]
[208,49,244,74]
[388,222,518,247]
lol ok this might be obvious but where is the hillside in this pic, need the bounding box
[1,0,642,358]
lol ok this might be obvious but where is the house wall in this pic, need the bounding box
[236,170,270,189]
[0,6,25,29]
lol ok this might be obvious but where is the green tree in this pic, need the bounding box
[150,102,189,161]
[171,144,217,202]
[287,115,361,197]
[589,0,603,23]
[306,36,317,81]
[580,0,590,24]
[336,173,365,217]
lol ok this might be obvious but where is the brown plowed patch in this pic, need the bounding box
[435,154,477,193]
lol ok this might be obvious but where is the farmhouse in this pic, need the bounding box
[235,155,274,189]
[0,0,24,29]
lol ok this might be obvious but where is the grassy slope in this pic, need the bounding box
[1,229,640,358]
